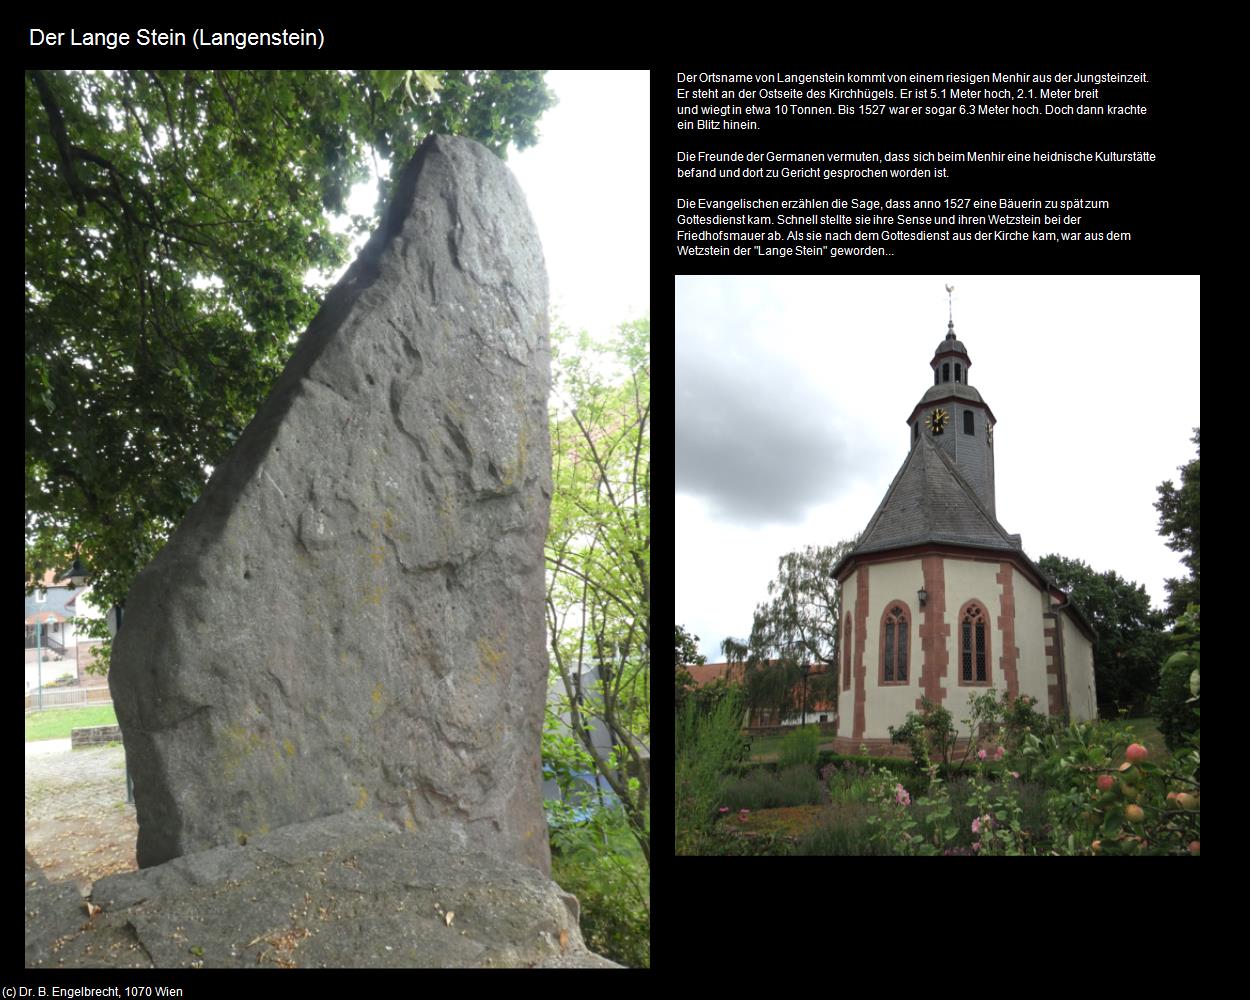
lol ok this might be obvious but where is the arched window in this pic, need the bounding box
[934,369,939,386]
[879,602,911,685]
[913,422,919,444]
[843,612,852,691]
[964,410,974,435]
[955,363,962,383]
[959,601,991,685]
[942,362,950,383]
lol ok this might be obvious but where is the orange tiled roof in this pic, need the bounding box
[25,611,66,625]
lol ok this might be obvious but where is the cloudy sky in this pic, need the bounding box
[333,70,649,348]
[676,275,1200,662]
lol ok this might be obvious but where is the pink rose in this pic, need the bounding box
[894,783,911,807]
[994,746,1005,760]
[977,749,987,761]
[719,806,730,813]
[971,817,981,834]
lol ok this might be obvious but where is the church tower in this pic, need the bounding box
[829,290,1098,756]
[908,316,997,516]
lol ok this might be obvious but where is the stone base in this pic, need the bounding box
[70,724,122,748]
[25,812,620,969]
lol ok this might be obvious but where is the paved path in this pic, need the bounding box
[25,742,138,892]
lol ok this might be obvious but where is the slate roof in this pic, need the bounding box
[850,431,1022,559]
[935,337,968,356]
[915,382,985,408]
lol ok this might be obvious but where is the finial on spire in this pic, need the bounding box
[945,283,955,336]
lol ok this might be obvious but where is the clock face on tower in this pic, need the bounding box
[926,408,949,434]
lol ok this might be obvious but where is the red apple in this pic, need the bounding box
[1097,774,1115,791]
[1124,804,1145,823]
[1126,743,1148,764]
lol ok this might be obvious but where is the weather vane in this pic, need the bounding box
[945,283,955,324]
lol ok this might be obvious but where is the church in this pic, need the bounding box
[829,301,1097,756]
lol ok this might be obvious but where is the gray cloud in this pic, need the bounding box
[675,344,856,524]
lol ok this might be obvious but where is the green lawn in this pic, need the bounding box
[747,731,837,762]
[25,705,118,742]
[1122,716,1171,763]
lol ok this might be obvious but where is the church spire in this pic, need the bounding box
[908,290,997,516]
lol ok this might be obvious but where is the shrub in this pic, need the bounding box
[719,764,823,811]
[550,810,648,967]
[794,803,886,855]
[676,687,749,852]
[889,697,956,769]
[821,760,875,804]
[1154,606,1200,752]
[778,725,822,768]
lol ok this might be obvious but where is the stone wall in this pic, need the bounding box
[71,725,122,748]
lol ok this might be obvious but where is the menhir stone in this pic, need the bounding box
[109,134,552,874]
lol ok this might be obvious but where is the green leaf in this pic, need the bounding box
[373,70,406,101]
[413,70,443,96]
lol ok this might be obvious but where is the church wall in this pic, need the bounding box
[1010,570,1051,710]
[860,558,925,741]
[1064,615,1098,721]
[836,567,858,742]
[940,558,1008,725]
[837,556,1092,752]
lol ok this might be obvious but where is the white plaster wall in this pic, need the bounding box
[1064,616,1098,721]
[1011,570,1050,709]
[848,557,1074,741]
[938,559,1005,727]
[836,568,858,740]
[861,559,925,740]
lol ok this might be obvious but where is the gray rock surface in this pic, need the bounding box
[25,812,621,969]
[108,134,552,873]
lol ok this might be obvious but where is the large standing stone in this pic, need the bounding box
[109,134,552,874]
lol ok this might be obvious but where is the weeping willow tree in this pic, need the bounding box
[741,539,858,725]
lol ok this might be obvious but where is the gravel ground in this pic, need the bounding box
[25,742,138,892]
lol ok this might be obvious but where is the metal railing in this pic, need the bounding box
[24,687,113,712]
[25,633,67,655]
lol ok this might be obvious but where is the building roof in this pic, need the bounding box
[685,661,745,686]
[914,382,986,409]
[848,431,1022,560]
[831,433,1097,643]
[25,610,67,625]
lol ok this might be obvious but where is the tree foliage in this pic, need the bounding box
[1037,554,1167,717]
[25,68,555,634]
[741,540,857,725]
[1154,427,1200,619]
[674,624,703,714]
[544,319,650,867]
[1154,604,1200,752]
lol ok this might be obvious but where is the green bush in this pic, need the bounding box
[821,760,875,803]
[719,764,823,811]
[825,753,918,783]
[676,688,749,852]
[1154,606,1200,752]
[550,811,648,968]
[889,697,957,769]
[778,724,822,768]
